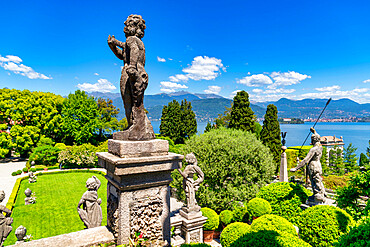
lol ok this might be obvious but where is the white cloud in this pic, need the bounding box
[250,93,297,102]
[299,88,370,103]
[315,85,340,92]
[264,88,296,94]
[94,73,99,76]
[169,74,189,83]
[0,55,51,79]
[204,85,221,95]
[168,58,173,61]
[353,88,369,93]
[237,74,273,87]
[160,81,188,93]
[363,79,370,83]
[229,90,242,98]
[268,71,310,88]
[157,56,166,62]
[77,78,116,93]
[252,89,263,93]
[181,56,225,81]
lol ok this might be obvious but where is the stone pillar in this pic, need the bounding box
[97,139,183,246]
[179,209,207,244]
[279,146,288,182]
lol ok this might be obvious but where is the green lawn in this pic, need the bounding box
[4,172,107,246]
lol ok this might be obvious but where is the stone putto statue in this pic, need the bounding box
[28,171,37,183]
[290,128,327,204]
[0,190,13,247]
[177,153,204,212]
[108,14,155,141]
[77,176,103,229]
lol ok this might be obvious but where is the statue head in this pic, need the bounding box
[0,190,5,202]
[124,14,146,39]
[86,177,99,190]
[310,127,321,144]
[185,153,197,165]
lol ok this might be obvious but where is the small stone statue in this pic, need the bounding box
[28,171,36,183]
[15,225,26,243]
[77,176,103,229]
[24,188,36,205]
[290,128,327,204]
[0,190,13,247]
[177,153,204,212]
[108,14,155,141]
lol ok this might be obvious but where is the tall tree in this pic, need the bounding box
[329,146,345,175]
[160,99,197,144]
[343,143,358,173]
[61,90,101,145]
[229,91,256,133]
[359,153,369,169]
[260,104,281,172]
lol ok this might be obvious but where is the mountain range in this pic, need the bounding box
[88,91,370,121]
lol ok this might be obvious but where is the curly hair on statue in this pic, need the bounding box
[124,14,146,39]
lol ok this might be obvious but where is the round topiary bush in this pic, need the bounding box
[247,198,272,218]
[230,230,312,247]
[295,205,354,247]
[220,210,234,226]
[256,182,311,219]
[251,214,296,236]
[334,219,370,247]
[172,127,275,212]
[220,222,251,247]
[201,207,219,231]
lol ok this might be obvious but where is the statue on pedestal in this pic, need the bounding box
[0,191,13,247]
[77,176,103,229]
[28,171,36,183]
[290,128,327,204]
[108,14,155,141]
[178,153,204,212]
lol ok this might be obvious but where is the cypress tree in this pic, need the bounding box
[260,104,281,172]
[359,153,369,169]
[180,99,197,141]
[229,91,256,133]
[343,143,358,173]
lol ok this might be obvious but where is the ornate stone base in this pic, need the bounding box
[179,209,207,244]
[108,139,169,158]
[97,143,183,246]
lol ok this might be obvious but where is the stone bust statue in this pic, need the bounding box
[77,176,103,229]
[0,190,13,247]
[177,153,204,212]
[290,128,327,203]
[108,14,155,141]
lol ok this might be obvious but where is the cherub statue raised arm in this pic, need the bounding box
[290,128,327,204]
[177,153,204,213]
[107,14,155,141]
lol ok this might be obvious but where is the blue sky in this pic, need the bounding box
[1,0,370,103]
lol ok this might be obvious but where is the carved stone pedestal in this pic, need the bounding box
[97,140,183,246]
[179,208,207,244]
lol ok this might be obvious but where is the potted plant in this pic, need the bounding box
[213,220,223,239]
[201,207,219,242]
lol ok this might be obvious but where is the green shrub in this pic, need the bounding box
[29,145,61,166]
[11,172,17,176]
[30,168,36,172]
[201,207,219,231]
[16,170,22,175]
[22,167,28,173]
[220,222,251,247]
[230,230,312,247]
[172,127,275,212]
[232,203,249,223]
[334,219,370,247]
[251,214,296,236]
[37,136,54,147]
[257,182,311,219]
[324,174,351,190]
[220,210,234,226]
[58,143,99,168]
[54,143,67,151]
[180,243,211,247]
[295,205,354,247]
[247,198,272,218]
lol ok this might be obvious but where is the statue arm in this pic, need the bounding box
[107,35,124,60]
[291,149,314,171]
[0,205,11,216]
[177,168,186,178]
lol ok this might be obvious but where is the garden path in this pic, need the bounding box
[0,161,26,205]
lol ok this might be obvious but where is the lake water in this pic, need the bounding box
[151,121,370,156]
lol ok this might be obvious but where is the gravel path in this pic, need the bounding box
[0,161,27,205]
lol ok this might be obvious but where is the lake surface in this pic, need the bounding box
[151,121,370,156]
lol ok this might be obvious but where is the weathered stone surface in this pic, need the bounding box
[0,190,13,247]
[108,14,155,141]
[7,226,114,247]
[108,139,169,158]
[279,146,288,182]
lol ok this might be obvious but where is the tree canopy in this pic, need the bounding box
[228,91,256,133]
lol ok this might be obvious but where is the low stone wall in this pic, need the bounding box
[8,226,114,247]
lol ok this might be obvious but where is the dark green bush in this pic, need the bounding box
[247,198,272,218]
[180,243,211,247]
[256,182,311,219]
[36,137,54,147]
[220,210,234,226]
[29,145,61,166]
[232,203,249,223]
[201,207,219,231]
[334,219,370,247]
[251,214,296,236]
[220,222,251,247]
[11,172,17,176]
[22,167,28,172]
[230,230,312,247]
[295,205,354,247]
[172,127,275,212]
[16,170,22,175]
[30,168,36,172]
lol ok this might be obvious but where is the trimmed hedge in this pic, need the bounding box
[233,203,249,223]
[220,210,234,226]
[251,214,296,236]
[230,230,312,247]
[201,207,219,231]
[247,198,272,218]
[220,222,251,247]
[334,219,370,247]
[257,182,311,219]
[295,205,355,247]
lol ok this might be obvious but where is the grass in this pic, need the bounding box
[4,172,107,246]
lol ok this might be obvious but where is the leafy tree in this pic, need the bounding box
[0,124,12,158]
[204,122,214,133]
[160,99,197,144]
[10,125,40,158]
[260,104,281,172]
[214,105,232,128]
[329,146,345,175]
[61,90,101,145]
[229,91,256,133]
[343,143,358,173]
[359,153,369,169]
